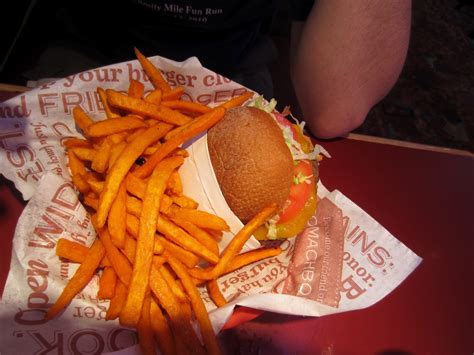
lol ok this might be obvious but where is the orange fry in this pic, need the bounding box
[88,116,147,137]
[207,279,227,307]
[162,100,212,115]
[98,266,117,299]
[70,147,96,161]
[68,150,87,176]
[145,89,162,105]
[191,203,277,280]
[134,47,171,92]
[171,218,219,257]
[96,122,172,228]
[107,89,191,126]
[168,256,221,355]
[120,156,184,327]
[98,87,121,119]
[108,182,127,248]
[219,91,254,109]
[157,216,219,264]
[45,239,105,320]
[63,138,91,149]
[128,79,145,98]
[166,205,230,232]
[91,138,113,173]
[150,298,176,355]
[162,86,184,101]
[106,280,128,320]
[56,238,110,267]
[158,236,200,269]
[133,107,226,178]
[72,106,94,133]
[137,294,155,355]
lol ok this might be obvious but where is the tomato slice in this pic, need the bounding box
[277,160,314,224]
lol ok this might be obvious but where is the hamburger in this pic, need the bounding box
[207,98,327,240]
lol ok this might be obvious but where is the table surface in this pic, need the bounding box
[1,89,473,354]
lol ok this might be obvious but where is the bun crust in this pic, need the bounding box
[207,107,293,222]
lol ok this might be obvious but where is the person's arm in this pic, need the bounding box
[291,0,412,138]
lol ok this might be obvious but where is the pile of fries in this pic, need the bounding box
[46,48,283,355]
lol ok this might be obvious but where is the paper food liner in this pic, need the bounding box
[0,55,422,354]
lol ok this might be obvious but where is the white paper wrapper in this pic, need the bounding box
[0,55,421,354]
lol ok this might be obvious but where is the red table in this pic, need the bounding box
[1,89,473,354]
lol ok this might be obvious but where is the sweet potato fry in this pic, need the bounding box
[71,147,96,161]
[72,106,94,134]
[133,107,226,178]
[71,173,91,194]
[88,116,147,137]
[45,239,105,320]
[95,223,133,287]
[96,122,172,228]
[91,138,113,173]
[120,156,184,327]
[207,279,227,307]
[137,294,155,355]
[219,91,254,109]
[168,256,221,355]
[166,170,182,195]
[157,216,219,264]
[98,266,117,299]
[87,179,104,195]
[106,280,128,320]
[128,79,145,98]
[157,236,200,268]
[108,182,127,248]
[125,173,147,198]
[134,47,171,92]
[166,205,230,232]
[190,203,277,280]
[148,266,205,355]
[171,218,219,257]
[162,100,212,115]
[56,238,111,266]
[162,86,184,101]
[98,87,121,119]
[83,194,99,210]
[171,195,198,209]
[68,150,87,176]
[159,264,188,303]
[145,89,163,105]
[63,138,91,149]
[108,141,127,170]
[107,89,191,126]
[150,298,175,355]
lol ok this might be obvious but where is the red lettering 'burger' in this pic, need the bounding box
[207,98,328,240]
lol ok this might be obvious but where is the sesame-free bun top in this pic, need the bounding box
[207,106,293,223]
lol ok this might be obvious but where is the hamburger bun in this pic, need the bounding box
[207,106,294,223]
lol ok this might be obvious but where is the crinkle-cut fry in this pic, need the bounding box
[167,256,221,355]
[71,147,96,161]
[96,122,172,228]
[134,47,171,92]
[56,238,111,267]
[106,89,191,126]
[67,150,87,176]
[72,106,94,134]
[171,217,219,257]
[190,203,277,281]
[133,107,226,178]
[162,86,184,101]
[45,239,105,320]
[98,87,121,119]
[166,205,230,232]
[150,298,175,355]
[63,138,91,149]
[207,279,227,307]
[87,116,147,137]
[120,156,184,327]
[159,264,188,303]
[157,236,199,269]
[171,195,198,209]
[137,294,155,355]
[148,266,205,355]
[106,279,128,320]
[157,216,219,264]
[95,222,133,286]
[218,90,254,109]
[145,89,163,105]
[128,78,145,98]
[98,266,117,299]
[108,181,127,248]
[161,100,212,115]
